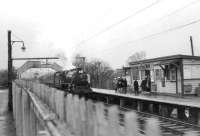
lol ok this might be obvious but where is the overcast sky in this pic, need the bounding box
[0,0,200,70]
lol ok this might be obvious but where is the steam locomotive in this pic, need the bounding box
[39,68,92,94]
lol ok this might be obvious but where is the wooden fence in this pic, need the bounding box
[13,80,198,136]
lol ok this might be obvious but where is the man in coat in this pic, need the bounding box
[134,80,139,95]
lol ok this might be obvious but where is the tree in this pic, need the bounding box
[0,68,17,88]
[127,51,146,64]
[84,59,114,89]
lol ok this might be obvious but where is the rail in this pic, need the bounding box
[12,80,199,136]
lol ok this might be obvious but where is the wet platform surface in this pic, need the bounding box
[92,88,200,108]
[0,89,16,136]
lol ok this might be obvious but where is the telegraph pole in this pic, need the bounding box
[190,36,194,56]
[8,30,13,111]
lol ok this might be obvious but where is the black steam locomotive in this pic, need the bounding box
[39,68,92,94]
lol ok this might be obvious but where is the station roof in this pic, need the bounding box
[129,54,200,65]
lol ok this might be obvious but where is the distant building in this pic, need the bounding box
[129,54,200,96]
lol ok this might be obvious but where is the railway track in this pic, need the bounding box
[104,103,200,136]
[81,91,200,136]
[80,90,200,136]
[46,87,200,136]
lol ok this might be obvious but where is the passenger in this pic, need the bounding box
[113,78,118,93]
[118,78,123,93]
[134,80,139,95]
[140,79,147,92]
[140,76,151,93]
[146,76,151,92]
[123,78,127,94]
[117,77,124,93]
[116,77,121,93]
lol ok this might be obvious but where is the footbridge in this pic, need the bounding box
[17,61,62,79]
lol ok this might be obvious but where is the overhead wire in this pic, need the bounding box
[76,0,162,46]
[77,0,199,47]
[93,17,200,55]
[133,0,200,33]
[88,0,200,55]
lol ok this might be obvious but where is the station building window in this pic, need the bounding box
[184,65,200,79]
[132,69,139,80]
[154,67,176,81]
[166,68,176,81]
[155,69,162,80]
[166,69,170,80]
[141,70,146,80]
[170,69,176,80]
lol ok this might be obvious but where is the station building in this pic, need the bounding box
[129,55,200,96]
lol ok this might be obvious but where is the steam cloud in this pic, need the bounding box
[55,51,68,68]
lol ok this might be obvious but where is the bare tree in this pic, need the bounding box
[0,68,17,88]
[127,51,146,64]
[85,59,114,89]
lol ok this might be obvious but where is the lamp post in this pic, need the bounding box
[8,30,25,111]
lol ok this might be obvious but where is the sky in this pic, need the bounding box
[0,0,200,70]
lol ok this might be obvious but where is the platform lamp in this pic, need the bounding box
[8,30,26,111]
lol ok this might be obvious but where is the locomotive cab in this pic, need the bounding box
[54,71,68,89]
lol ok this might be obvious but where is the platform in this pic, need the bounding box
[92,88,200,108]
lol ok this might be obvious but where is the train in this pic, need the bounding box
[39,68,92,94]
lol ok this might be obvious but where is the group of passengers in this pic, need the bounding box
[133,76,151,95]
[114,77,127,94]
[114,75,151,95]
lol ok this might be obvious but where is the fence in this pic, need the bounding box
[13,80,198,136]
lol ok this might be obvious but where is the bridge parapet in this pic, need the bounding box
[12,80,198,136]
